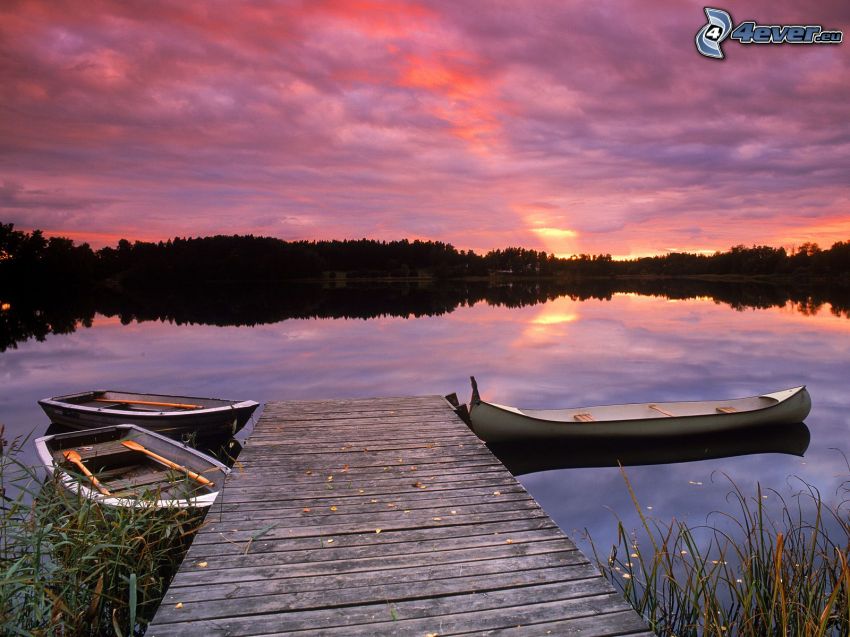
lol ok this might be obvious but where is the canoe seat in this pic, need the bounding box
[649,404,674,417]
[573,413,595,422]
[716,406,737,414]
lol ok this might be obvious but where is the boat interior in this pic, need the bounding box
[57,391,231,412]
[48,429,219,500]
[516,395,778,422]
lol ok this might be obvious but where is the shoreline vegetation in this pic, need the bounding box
[0,426,204,636]
[596,467,850,636]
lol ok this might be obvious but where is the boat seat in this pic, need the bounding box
[649,404,674,417]
[107,469,178,491]
[54,439,134,461]
[716,406,737,414]
[573,413,595,422]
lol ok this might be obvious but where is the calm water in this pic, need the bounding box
[2,283,848,559]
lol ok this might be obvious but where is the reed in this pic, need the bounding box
[594,465,850,636]
[1,426,204,636]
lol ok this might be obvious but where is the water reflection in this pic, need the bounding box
[488,422,810,475]
[4,277,850,352]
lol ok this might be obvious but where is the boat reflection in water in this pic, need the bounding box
[487,422,810,476]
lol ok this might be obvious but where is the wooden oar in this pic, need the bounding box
[62,449,112,496]
[121,440,214,487]
[94,398,203,410]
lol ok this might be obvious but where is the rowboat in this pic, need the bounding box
[35,424,230,508]
[468,377,811,443]
[38,390,259,441]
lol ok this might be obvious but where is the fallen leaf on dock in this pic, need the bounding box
[327,539,334,544]
[342,464,349,472]
[371,499,378,503]
[196,561,208,568]
[330,506,338,511]
[305,470,313,475]
[506,539,513,544]
[302,508,311,513]
[175,603,183,609]
[375,528,382,534]
[412,481,427,489]
[493,491,501,496]
[432,517,442,521]
[327,475,334,482]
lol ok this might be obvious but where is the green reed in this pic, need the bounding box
[1,427,204,636]
[593,465,850,636]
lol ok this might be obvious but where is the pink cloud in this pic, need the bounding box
[1,0,848,254]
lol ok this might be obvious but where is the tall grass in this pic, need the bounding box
[595,465,850,636]
[1,426,204,636]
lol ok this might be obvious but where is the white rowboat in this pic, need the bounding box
[35,424,230,508]
[467,377,811,443]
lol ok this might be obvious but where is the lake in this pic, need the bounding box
[1,280,848,561]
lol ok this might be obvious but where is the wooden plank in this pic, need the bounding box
[154,575,614,627]
[162,563,602,611]
[214,470,522,502]
[192,508,554,544]
[148,590,637,636]
[147,395,646,636]
[164,552,590,605]
[187,517,560,556]
[167,540,580,587]
[182,526,572,571]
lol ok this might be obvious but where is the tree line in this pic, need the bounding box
[2,223,850,293]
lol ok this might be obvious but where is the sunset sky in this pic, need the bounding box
[1,0,848,258]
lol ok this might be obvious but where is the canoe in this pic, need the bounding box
[38,390,259,441]
[467,377,811,443]
[35,424,230,508]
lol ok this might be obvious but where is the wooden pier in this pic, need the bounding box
[147,395,650,636]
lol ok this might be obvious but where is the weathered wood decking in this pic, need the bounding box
[147,396,650,636]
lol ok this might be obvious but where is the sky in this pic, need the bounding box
[1,0,848,258]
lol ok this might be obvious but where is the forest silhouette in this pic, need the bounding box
[3,223,850,288]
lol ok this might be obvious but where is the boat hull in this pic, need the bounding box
[35,424,230,508]
[469,386,811,443]
[39,390,259,441]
